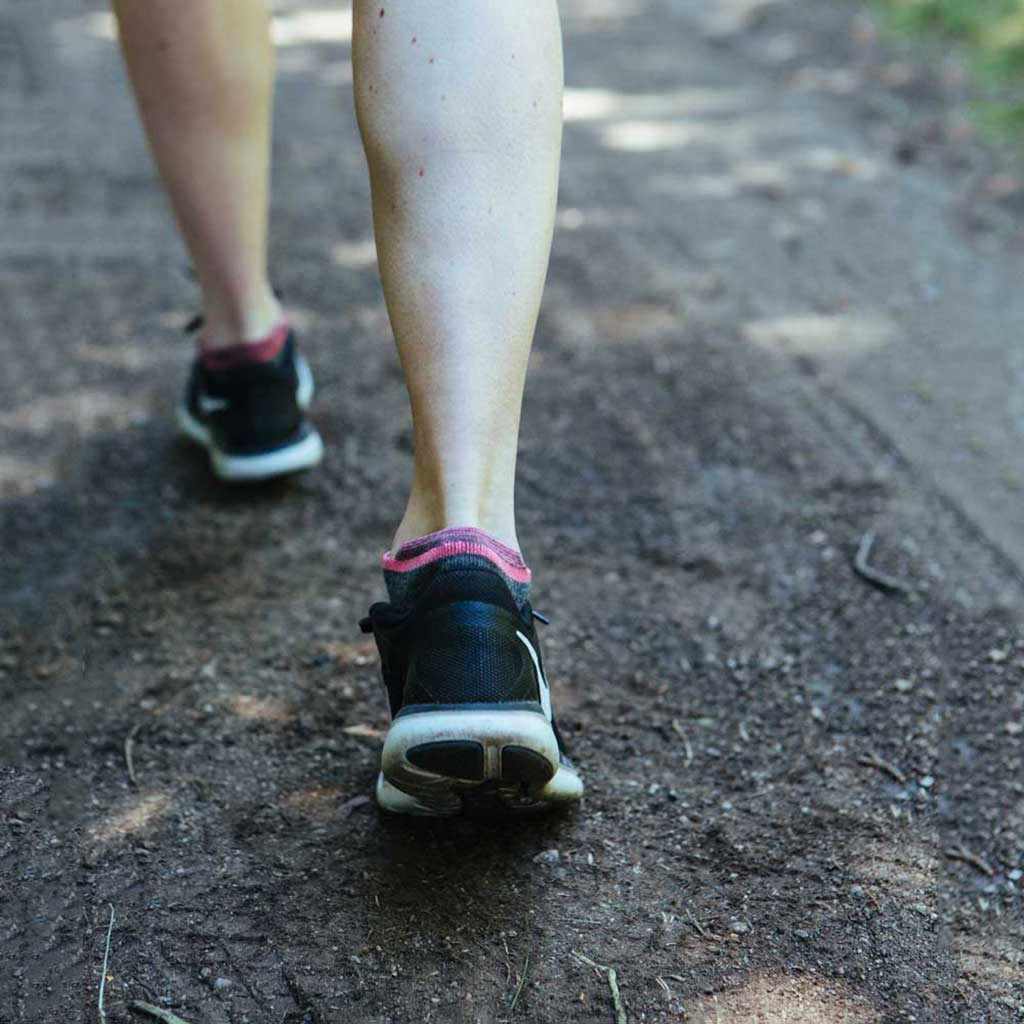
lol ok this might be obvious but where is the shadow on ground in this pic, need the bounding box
[2,2,1023,1022]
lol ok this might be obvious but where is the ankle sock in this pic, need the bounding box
[382,526,532,610]
[199,320,290,372]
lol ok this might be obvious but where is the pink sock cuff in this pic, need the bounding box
[383,526,532,583]
[199,320,290,371]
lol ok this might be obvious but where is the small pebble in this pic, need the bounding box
[532,849,560,865]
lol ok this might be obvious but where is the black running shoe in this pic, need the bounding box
[176,330,323,481]
[360,562,584,816]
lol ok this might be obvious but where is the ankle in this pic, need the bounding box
[393,506,519,555]
[199,286,283,350]
[393,456,521,552]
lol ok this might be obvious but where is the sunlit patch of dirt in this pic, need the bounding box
[851,838,938,901]
[321,638,377,668]
[0,453,57,498]
[281,784,349,821]
[956,935,1024,986]
[688,974,879,1024]
[87,791,172,845]
[226,693,296,723]
[0,388,149,438]
[594,303,679,341]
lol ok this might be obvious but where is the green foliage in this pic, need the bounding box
[875,0,1024,140]
[878,0,1024,72]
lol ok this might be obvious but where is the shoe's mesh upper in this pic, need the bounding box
[405,621,529,705]
[413,564,520,612]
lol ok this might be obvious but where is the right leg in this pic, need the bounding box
[353,2,583,815]
[113,0,280,347]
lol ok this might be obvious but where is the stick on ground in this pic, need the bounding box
[857,751,907,785]
[853,531,912,594]
[671,719,694,767]
[129,1002,198,1024]
[572,951,627,1024]
[124,723,140,786]
[98,904,114,1023]
[945,845,995,878]
[510,953,529,1014]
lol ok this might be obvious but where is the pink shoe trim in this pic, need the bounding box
[383,527,531,583]
[199,320,290,371]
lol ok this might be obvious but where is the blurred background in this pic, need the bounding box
[2,3,1023,1023]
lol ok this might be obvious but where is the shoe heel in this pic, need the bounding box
[378,707,562,816]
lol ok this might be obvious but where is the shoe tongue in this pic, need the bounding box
[414,562,520,614]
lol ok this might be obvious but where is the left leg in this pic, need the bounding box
[113,0,280,347]
[113,0,323,480]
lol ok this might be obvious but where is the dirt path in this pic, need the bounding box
[2,2,1023,1022]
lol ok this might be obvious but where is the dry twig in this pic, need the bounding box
[685,907,720,942]
[129,1002,197,1024]
[124,724,141,786]
[98,904,115,1023]
[510,954,529,1014]
[857,752,907,785]
[671,719,694,767]
[572,951,628,1024]
[853,531,912,594]
[945,845,995,878]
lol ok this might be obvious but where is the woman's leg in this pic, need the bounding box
[114,0,322,482]
[352,1,563,551]
[113,0,281,347]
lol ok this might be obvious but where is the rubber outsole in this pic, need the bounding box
[177,356,323,481]
[376,707,583,817]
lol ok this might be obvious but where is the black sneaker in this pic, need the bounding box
[176,330,323,481]
[360,562,584,816]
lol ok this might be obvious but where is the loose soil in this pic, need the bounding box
[2,2,1023,1022]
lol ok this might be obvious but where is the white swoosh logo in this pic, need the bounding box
[516,630,552,722]
[198,393,230,414]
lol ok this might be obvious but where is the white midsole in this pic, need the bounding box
[211,431,323,481]
[376,707,584,815]
[381,708,560,783]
